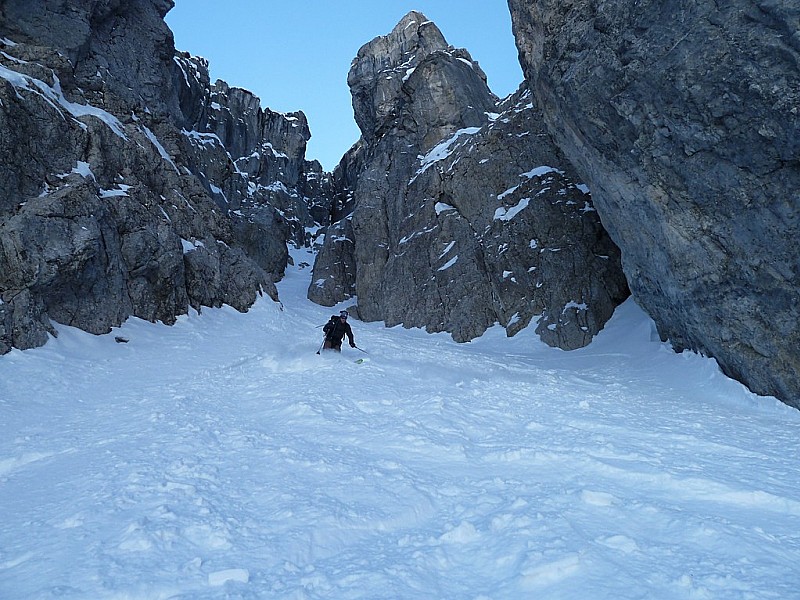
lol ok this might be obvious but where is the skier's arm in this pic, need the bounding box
[346,324,355,347]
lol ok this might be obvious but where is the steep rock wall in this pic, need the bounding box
[0,0,328,353]
[310,12,628,345]
[508,0,800,407]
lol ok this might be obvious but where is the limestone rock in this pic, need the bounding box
[173,54,333,254]
[310,12,628,346]
[509,0,800,407]
[0,0,324,353]
[1,0,181,119]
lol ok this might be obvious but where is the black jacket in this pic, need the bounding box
[323,316,354,346]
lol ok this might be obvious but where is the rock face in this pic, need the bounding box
[174,61,330,254]
[0,0,328,353]
[310,12,628,346]
[508,0,800,407]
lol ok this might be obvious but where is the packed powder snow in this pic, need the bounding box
[1,247,799,599]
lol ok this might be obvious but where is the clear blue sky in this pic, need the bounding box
[165,1,523,171]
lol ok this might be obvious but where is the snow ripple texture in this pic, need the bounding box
[1,247,798,599]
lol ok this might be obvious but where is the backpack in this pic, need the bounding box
[324,316,346,342]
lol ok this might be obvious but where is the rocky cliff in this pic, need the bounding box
[6,0,795,411]
[173,56,331,253]
[0,0,329,353]
[508,0,800,407]
[310,12,629,346]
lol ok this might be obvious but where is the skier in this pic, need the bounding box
[322,310,355,352]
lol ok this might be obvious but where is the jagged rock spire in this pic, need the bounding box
[347,10,489,143]
[310,13,628,347]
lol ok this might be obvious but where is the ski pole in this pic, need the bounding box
[353,345,368,354]
[316,338,326,355]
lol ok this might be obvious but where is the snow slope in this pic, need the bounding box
[1,247,799,599]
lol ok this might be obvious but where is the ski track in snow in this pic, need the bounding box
[1,247,799,599]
